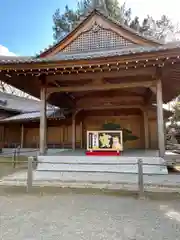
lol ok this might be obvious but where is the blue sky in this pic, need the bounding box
[0,0,179,56]
[0,0,76,56]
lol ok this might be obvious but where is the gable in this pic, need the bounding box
[40,10,162,57]
[62,23,135,53]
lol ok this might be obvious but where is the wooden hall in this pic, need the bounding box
[0,6,179,158]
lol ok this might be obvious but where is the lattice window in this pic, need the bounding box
[62,25,135,53]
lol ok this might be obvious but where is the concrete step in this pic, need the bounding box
[37,156,168,175]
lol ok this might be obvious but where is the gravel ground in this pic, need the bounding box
[0,192,180,239]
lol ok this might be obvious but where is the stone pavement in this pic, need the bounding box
[0,193,180,239]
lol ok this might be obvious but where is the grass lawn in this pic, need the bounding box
[0,156,28,178]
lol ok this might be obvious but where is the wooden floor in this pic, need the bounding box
[42,149,177,157]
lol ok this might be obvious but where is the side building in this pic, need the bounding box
[0,92,64,148]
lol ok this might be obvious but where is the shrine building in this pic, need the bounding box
[0,6,179,157]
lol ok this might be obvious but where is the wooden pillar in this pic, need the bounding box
[39,86,47,155]
[0,125,4,145]
[20,124,24,148]
[156,79,165,157]
[143,110,149,149]
[72,116,76,150]
[80,121,83,149]
[62,125,64,148]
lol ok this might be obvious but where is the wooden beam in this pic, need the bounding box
[80,105,143,111]
[47,68,156,82]
[47,80,156,95]
[76,95,143,109]
[91,78,104,85]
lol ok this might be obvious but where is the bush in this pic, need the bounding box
[102,122,138,143]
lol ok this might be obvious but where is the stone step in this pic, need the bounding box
[38,155,165,164]
[37,156,168,175]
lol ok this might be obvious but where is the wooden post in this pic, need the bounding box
[143,111,149,149]
[72,117,76,151]
[156,79,165,157]
[27,156,33,193]
[80,121,83,149]
[12,148,16,168]
[20,124,24,148]
[39,86,47,155]
[138,158,144,199]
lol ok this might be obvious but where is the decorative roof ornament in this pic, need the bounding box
[91,22,101,32]
[92,0,108,15]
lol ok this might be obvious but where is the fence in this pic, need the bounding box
[0,147,38,168]
[26,157,168,198]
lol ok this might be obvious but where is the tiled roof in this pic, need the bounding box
[0,91,54,113]
[0,55,36,64]
[0,109,64,122]
[49,44,180,61]
[1,44,180,65]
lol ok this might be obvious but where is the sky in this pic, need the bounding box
[0,0,180,56]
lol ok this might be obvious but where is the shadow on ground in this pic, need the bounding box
[0,185,179,201]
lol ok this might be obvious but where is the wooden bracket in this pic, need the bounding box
[39,74,47,86]
[72,109,82,119]
[149,86,156,94]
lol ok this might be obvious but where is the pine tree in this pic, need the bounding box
[52,1,176,41]
[102,122,138,143]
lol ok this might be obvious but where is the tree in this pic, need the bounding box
[102,122,138,143]
[52,0,176,42]
[52,5,79,40]
[139,15,175,40]
[170,98,180,124]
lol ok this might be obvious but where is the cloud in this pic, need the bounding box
[0,45,16,56]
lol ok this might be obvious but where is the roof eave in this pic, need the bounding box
[1,46,180,68]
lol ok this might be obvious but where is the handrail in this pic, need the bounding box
[0,147,38,168]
